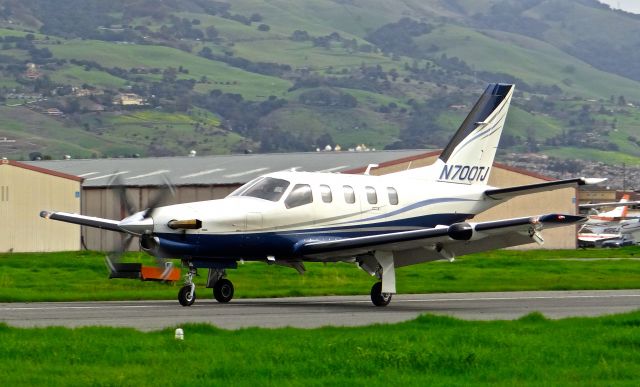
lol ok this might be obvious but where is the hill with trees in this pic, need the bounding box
[0,0,639,166]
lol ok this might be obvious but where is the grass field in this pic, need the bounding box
[45,39,293,100]
[262,104,401,149]
[1,311,639,385]
[1,248,638,302]
[415,24,640,101]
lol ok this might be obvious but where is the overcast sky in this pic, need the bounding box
[599,0,640,14]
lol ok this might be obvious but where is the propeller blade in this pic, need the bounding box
[105,234,140,279]
[143,174,176,218]
[108,173,136,215]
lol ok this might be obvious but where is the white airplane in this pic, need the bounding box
[578,195,640,245]
[41,84,602,307]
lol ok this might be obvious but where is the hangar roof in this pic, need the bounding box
[25,150,429,187]
[1,159,83,182]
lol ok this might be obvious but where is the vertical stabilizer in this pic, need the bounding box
[392,84,514,185]
[600,194,630,218]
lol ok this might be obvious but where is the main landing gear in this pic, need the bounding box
[177,265,235,306]
[358,251,396,307]
[370,281,392,307]
[213,278,234,303]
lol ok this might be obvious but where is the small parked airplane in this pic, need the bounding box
[41,84,602,306]
[578,195,640,246]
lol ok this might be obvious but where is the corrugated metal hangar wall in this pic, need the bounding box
[0,160,81,252]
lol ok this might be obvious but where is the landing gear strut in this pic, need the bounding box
[370,281,392,307]
[178,264,197,307]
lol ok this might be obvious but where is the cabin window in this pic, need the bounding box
[229,177,262,197]
[320,184,332,203]
[343,185,355,204]
[285,184,313,209]
[387,187,399,205]
[366,186,377,204]
[236,177,290,202]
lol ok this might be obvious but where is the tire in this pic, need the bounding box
[178,285,195,306]
[213,279,234,303]
[370,281,392,307]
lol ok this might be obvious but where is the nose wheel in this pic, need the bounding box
[178,284,195,306]
[178,264,197,307]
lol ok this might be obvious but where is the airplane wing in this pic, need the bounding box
[40,211,124,233]
[296,214,585,266]
[484,178,605,200]
[580,201,640,209]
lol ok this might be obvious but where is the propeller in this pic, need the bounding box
[104,173,177,281]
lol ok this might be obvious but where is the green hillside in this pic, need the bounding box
[0,0,638,165]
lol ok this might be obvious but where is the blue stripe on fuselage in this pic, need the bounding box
[155,212,471,262]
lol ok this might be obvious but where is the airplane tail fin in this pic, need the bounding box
[392,83,514,185]
[601,194,630,218]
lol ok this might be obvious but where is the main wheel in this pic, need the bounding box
[178,285,196,306]
[370,281,392,307]
[213,279,234,303]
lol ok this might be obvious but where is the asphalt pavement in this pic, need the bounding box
[1,289,639,331]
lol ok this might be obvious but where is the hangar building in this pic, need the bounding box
[0,159,82,252]
[25,150,579,252]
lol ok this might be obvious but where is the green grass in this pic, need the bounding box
[543,146,640,164]
[1,248,639,302]
[1,311,640,385]
[262,104,401,149]
[0,106,135,159]
[0,105,242,159]
[48,64,129,88]
[415,24,640,101]
[45,39,292,100]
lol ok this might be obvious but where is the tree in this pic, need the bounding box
[162,67,178,83]
[205,26,219,40]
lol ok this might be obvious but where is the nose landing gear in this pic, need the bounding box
[177,265,235,306]
[178,264,197,306]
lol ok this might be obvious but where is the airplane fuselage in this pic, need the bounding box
[144,171,499,261]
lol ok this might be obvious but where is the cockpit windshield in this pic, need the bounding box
[230,177,290,202]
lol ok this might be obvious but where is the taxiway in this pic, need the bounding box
[1,290,639,331]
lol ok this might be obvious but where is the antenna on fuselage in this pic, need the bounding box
[364,164,379,175]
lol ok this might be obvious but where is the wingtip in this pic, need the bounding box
[581,177,607,185]
[40,210,51,219]
[538,214,587,224]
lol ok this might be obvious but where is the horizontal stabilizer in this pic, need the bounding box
[580,201,640,209]
[484,177,606,200]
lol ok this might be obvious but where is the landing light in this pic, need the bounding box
[168,219,202,230]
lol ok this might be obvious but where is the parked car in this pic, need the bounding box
[601,239,635,248]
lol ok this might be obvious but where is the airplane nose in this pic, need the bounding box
[118,211,154,235]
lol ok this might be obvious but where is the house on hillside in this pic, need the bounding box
[24,63,42,80]
[113,93,147,106]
